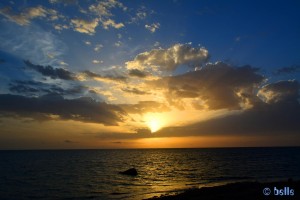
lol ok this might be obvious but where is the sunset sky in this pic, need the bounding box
[0,0,300,149]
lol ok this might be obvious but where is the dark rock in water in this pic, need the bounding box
[119,168,138,176]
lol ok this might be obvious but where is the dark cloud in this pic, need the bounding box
[120,101,170,114]
[96,128,152,139]
[82,70,127,82]
[149,62,264,110]
[9,80,86,96]
[258,80,299,104]
[121,87,150,95]
[152,81,300,137]
[64,140,78,143]
[111,141,122,144]
[273,65,300,75]
[24,60,77,80]
[0,58,5,64]
[128,69,147,78]
[50,0,78,5]
[0,94,126,125]
[156,99,300,137]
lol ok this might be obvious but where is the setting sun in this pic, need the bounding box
[144,114,164,133]
[148,118,160,133]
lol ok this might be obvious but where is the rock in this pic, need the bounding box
[119,168,138,176]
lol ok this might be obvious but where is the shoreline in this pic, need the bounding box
[146,179,300,200]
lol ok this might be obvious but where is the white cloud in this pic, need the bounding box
[88,0,126,30]
[126,43,209,71]
[84,41,91,45]
[60,61,69,66]
[137,11,147,19]
[54,24,69,31]
[70,18,99,35]
[94,44,104,52]
[92,60,103,64]
[102,19,124,29]
[89,0,127,17]
[114,41,122,47]
[49,0,77,4]
[145,23,160,33]
[153,41,160,47]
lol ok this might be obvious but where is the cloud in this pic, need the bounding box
[258,80,299,104]
[145,23,160,33]
[121,87,150,95]
[128,69,147,78]
[70,18,99,35]
[273,65,300,75]
[0,6,61,26]
[84,41,91,45]
[149,62,264,110]
[64,139,78,143]
[92,60,103,64]
[49,0,77,4]
[114,41,122,47]
[96,128,152,140]
[8,80,86,96]
[0,6,47,25]
[137,11,147,19]
[0,21,66,66]
[126,43,209,71]
[102,19,124,29]
[82,70,127,82]
[53,24,69,31]
[120,101,170,114]
[94,44,103,52]
[88,0,127,17]
[0,94,126,125]
[88,0,126,30]
[24,60,77,80]
[156,98,300,137]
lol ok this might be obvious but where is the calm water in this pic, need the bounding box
[0,147,300,199]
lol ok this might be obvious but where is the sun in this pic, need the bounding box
[144,113,164,133]
[148,118,161,133]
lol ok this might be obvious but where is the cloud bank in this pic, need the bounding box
[126,43,209,71]
[0,94,125,125]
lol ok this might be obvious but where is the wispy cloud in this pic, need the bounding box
[145,23,160,33]
[0,21,66,66]
[0,6,61,26]
[273,65,300,75]
[24,60,77,80]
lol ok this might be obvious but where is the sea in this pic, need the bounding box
[0,147,300,199]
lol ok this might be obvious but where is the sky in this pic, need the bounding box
[0,0,300,149]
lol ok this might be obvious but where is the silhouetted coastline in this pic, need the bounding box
[147,180,300,200]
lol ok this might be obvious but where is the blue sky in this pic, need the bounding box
[0,0,299,149]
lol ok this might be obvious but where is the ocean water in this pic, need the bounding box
[0,147,300,199]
